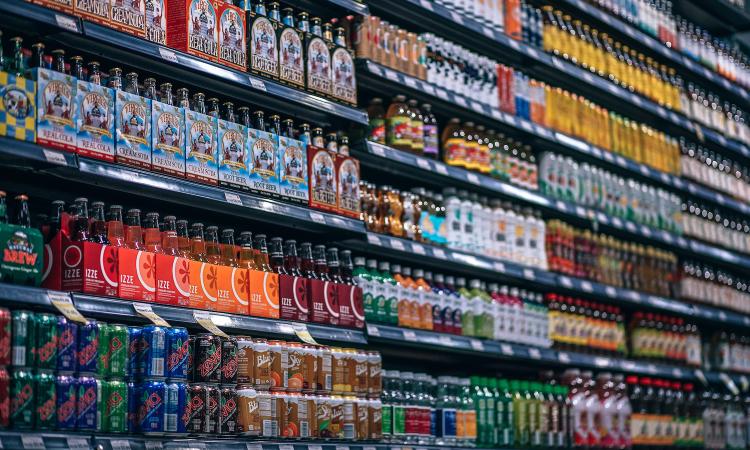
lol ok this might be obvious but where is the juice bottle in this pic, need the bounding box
[143,212,163,254]
[431,273,447,333]
[189,223,207,262]
[527,382,539,448]
[420,271,436,331]
[386,95,412,151]
[598,373,617,449]
[408,99,424,155]
[238,232,258,269]
[253,234,273,272]
[125,209,145,250]
[463,122,478,171]
[221,229,238,267]
[442,118,466,167]
[422,103,439,160]
[379,261,400,326]
[392,264,414,329]
[161,216,180,256]
[367,259,387,323]
[175,219,191,257]
[563,369,587,448]
[476,125,491,174]
[354,257,375,322]
[471,377,487,446]
[498,379,514,447]
[368,98,386,144]
[456,277,474,337]
[513,380,529,447]
[205,226,222,264]
[89,202,109,244]
[410,269,431,331]
[71,197,90,242]
[445,276,463,336]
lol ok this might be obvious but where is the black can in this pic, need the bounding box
[186,383,207,435]
[186,335,194,381]
[219,386,238,435]
[193,334,221,384]
[220,337,238,385]
[205,384,220,435]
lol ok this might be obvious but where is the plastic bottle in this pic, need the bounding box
[457,277,475,337]
[408,100,425,155]
[386,95,412,151]
[368,98,386,144]
[414,268,434,331]
[442,118,466,167]
[422,103,439,159]
[379,261,400,325]
[443,187,462,250]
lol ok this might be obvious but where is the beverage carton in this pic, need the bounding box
[185,109,218,185]
[247,127,279,197]
[115,89,152,169]
[335,155,360,219]
[277,22,304,89]
[151,100,186,177]
[218,119,249,190]
[75,79,115,161]
[331,47,357,106]
[0,71,36,143]
[218,2,247,71]
[248,269,279,319]
[278,273,308,322]
[118,246,155,302]
[278,135,308,204]
[0,223,43,287]
[306,36,332,97]
[337,283,364,329]
[42,211,72,291]
[154,252,191,307]
[248,8,278,79]
[309,277,335,325]
[145,0,167,44]
[33,68,77,152]
[27,0,73,14]
[307,146,337,213]
[166,0,219,62]
[202,262,220,311]
[60,239,119,297]
[109,0,146,38]
[215,263,250,315]
[74,0,110,26]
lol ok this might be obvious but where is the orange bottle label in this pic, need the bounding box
[187,259,208,310]
[118,247,156,302]
[154,253,191,307]
[215,265,251,315]
[248,270,280,318]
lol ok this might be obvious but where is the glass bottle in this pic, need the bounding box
[161,216,180,257]
[71,198,90,242]
[89,201,109,244]
[190,223,208,262]
[143,78,158,100]
[205,225,222,264]
[368,98,386,144]
[253,234,273,272]
[220,229,238,267]
[87,61,102,85]
[107,205,126,247]
[422,103,439,159]
[284,240,302,276]
[108,68,123,90]
[143,212,163,253]
[159,83,174,105]
[124,72,140,95]
[408,99,424,155]
[269,237,286,274]
[238,231,258,269]
[386,95,411,151]
[314,245,330,281]
[14,195,31,229]
[125,209,145,250]
[176,219,191,257]
[299,242,318,279]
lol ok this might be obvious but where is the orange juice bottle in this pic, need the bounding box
[190,223,208,262]
[205,226,222,265]
[161,216,180,256]
[143,212,163,254]
[238,231,258,269]
[392,264,414,328]
[107,205,127,248]
[176,219,191,258]
[125,209,145,250]
[413,268,433,331]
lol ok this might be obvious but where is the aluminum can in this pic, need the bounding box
[165,380,188,434]
[166,327,189,380]
[10,367,34,428]
[0,366,9,428]
[75,375,100,430]
[0,307,10,366]
[76,320,99,375]
[127,380,138,433]
[139,325,166,379]
[137,379,166,434]
[55,373,77,430]
[186,383,207,435]
[11,310,35,367]
[221,337,238,385]
[34,370,56,429]
[102,379,128,433]
[100,323,129,378]
[206,383,220,435]
[56,316,78,373]
[127,326,142,380]
[194,334,221,383]
[186,335,194,380]
[219,385,238,435]
[35,313,58,370]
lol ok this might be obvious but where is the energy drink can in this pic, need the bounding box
[10,367,34,428]
[186,335,194,380]
[127,380,139,433]
[75,375,100,430]
[34,313,58,370]
[220,386,238,435]
[76,320,99,375]
[102,379,128,433]
[206,384,220,435]
[221,337,238,385]
[56,316,78,373]
[165,380,188,434]
[127,326,142,380]
[55,373,77,430]
[11,310,35,367]
[138,379,166,434]
[194,334,221,383]
[186,383,207,435]
[34,370,56,429]
[139,326,166,379]
[166,327,189,380]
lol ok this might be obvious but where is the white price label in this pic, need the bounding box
[500,344,514,356]
[449,11,464,25]
[439,335,454,346]
[555,201,568,212]
[526,48,539,59]
[508,39,520,50]
[647,364,658,374]
[309,212,326,224]
[602,151,614,162]
[432,248,446,259]
[367,234,382,246]
[719,311,728,321]
[404,77,418,88]
[605,286,617,298]
[133,303,171,327]
[308,446,323,450]
[454,96,468,108]
[21,438,44,450]
[625,222,636,232]
[158,47,179,63]
[471,101,484,113]
[559,276,573,288]
[391,239,405,251]
[43,149,68,166]
[110,441,131,450]
[415,158,432,170]
[594,357,610,367]
[627,291,641,302]
[249,77,267,92]
[558,352,570,364]
[523,269,535,280]
[224,192,242,206]
[403,330,418,341]
[632,96,643,106]
[470,339,484,351]
[639,164,650,175]
[49,291,88,324]
[435,89,449,100]
[366,324,380,337]
[491,110,503,120]
[493,261,506,273]
[435,164,449,176]
[672,368,683,378]
[55,13,79,32]
[581,281,593,293]
[279,445,295,450]
[336,446,350,450]
[660,172,670,183]
[246,446,263,450]
[466,173,481,185]
[422,84,436,96]
[419,0,434,10]
[371,145,386,157]
[611,217,623,228]
[528,348,542,359]
[67,438,89,450]
[192,311,230,338]
[482,26,494,38]
[640,226,652,237]
[694,369,708,386]
[412,243,426,255]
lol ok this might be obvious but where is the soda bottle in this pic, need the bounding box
[354,257,374,321]
[313,245,330,281]
[386,95,412,151]
[89,202,109,244]
[124,209,144,250]
[431,273,447,333]
[365,259,385,323]
[413,269,434,331]
[189,223,208,262]
[299,242,317,279]
[367,98,386,144]
[46,200,65,241]
[71,197,90,241]
[161,216,180,257]
[498,379,514,447]
[471,377,487,446]
[392,264,414,329]
[445,275,463,336]
[253,234,272,272]
[13,194,31,228]
[175,219,191,257]
[205,226,222,264]
[284,240,302,276]
[220,229,238,267]
[106,205,126,247]
[379,261,399,326]
[238,231,258,269]
[269,237,286,274]
[143,212,163,253]
[327,247,343,283]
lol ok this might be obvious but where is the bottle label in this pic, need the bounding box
[444,138,465,166]
[382,403,393,435]
[369,118,386,144]
[386,116,411,147]
[439,408,457,438]
[393,405,406,435]
[423,124,439,156]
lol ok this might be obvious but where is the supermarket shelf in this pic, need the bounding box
[357,141,750,274]
[673,0,750,35]
[0,0,367,127]
[358,60,750,218]
[365,0,750,161]
[0,283,367,345]
[365,323,739,385]
[293,0,370,16]
[341,231,750,329]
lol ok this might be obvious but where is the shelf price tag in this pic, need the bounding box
[158,47,179,63]
[193,311,230,338]
[404,77,418,88]
[500,344,514,356]
[672,368,683,378]
[594,357,610,367]
[133,303,171,327]
[694,369,708,386]
[55,13,79,32]
[720,373,740,395]
[434,164,449,176]
[581,281,593,293]
[419,0,434,10]
[309,212,326,224]
[144,442,163,450]
[432,248,447,259]
[336,446,350,450]
[449,11,464,25]
[411,243,426,255]
[224,192,243,206]
[454,96,468,108]
[523,269,535,280]
[559,276,573,288]
[470,339,484,351]
[415,158,431,171]
[391,239,405,251]
[21,437,44,450]
[366,324,380,337]
[110,441,131,450]
[558,352,570,364]
[49,291,88,324]
[403,330,418,342]
[482,26,494,38]
[249,77,267,92]
[43,149,69,166]
[367,234,382,246]
[439,335,454,346]
[66,438,89,450]
[308,445,323,450]
[493,261,506,273]
[435,89,449,100]
[528,348,542,359]
[279,445,294,450]
[466,173,481,185]
[293,323,319,345]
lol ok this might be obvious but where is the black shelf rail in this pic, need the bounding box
[0,138,366,236]
[340,231,750,329]
[0,283,367,345]
[0,0,368,127]
[674,0,750,35]
[365,0,750,162]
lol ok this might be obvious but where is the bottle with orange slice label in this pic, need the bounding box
[117,209,156,302]
[155,213,192,308]
[248,234,280,319]
[215,229,249,315]
[186,222,209,310]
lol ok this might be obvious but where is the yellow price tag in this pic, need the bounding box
[48,291,88,324]
[293,323,319,346]
[192,311,229,338]
[133,303,171,327]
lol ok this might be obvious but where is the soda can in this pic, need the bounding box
[137,379,166,434]
[103,324,129,378]
[98,322,110,376]
[55,374,77,430]
[206,384,220,435]
[35,313,58,370]
[34,370,56,430]
[165,381,188,434]
[127,380,139,433]
[194,334,221,383]
[0,307,11,366]
[221,337,238,386]
[186,383,207,435]
[219,386,238,435]
[76,375,100,430]
[186,336,194,381]
[102,379,128,433]
[11,310,35,367]
[56,316,78,373]
[139,325,166,379]
[127,326,142,380]
[77,320,99,375]
[166,327,189,380]
[10,367,35,428]
[0,366,9,428]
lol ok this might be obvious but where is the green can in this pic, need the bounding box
[103,324,129,378]
[98,322,109,376]
[34,370,56,429]
[101,379,128,433]
[11,310,35,368]
[34,313,58,370]
[10,367,35,428]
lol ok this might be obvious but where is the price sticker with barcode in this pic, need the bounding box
[493,261,506,273]
[366,324,380,337]
[523,269,535,280]
[279,445,295,450]
[158,47,179,63]
[432,248,447,259]
[559,276,573,288]
[449,11,464,24]
[367,234,381,246]
[43,149,69,166]
[249,77,267,92]
[133,303,171,327]
[435,163,449,176]
[466,173,481,185]
[419,0,434,10]
[49,291,88,324]
[224,192,243,206]
[605,286,617,298]
[193,311,230,338]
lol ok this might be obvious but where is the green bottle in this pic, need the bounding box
[530,382,544,448]
[354,257,375,322]
[513,380,529,447]
[378,261,400,325]
[471,376,485,446]
[457,277,475,337]
[482,378,497,447]
[487,378,501,447]
[367,259,386,323]
[499,379,515,447]
[469,280,494,339]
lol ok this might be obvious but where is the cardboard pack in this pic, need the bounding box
[151,100,186,176]
[185,109,218,184]
[218,2,247,71]
[115,90,152,169]
[218,119,249,190]
[27,0,73,14]
[0,71,36,143]
[110,0,146,37]
[145,0,167,44]
[278,135,308,204]
[166,0,219,61]
[0,224,43,287]
[33,68,77,152]
[75,79,115,161]
[331,47,357,105]
[247,128,279,197]
[308,146,337,213]
[215,263,250,315]
[248,11,278,78]
[278,273,308,322]
[336,155,360,219]
[337,283,364,329]
[277,25,304,88]
[248,269,279,319]
[117,246,156,302]
[74,0,110,26]
[154,252,191,307]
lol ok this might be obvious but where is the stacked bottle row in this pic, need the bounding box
[546,294,627,357]
[629,313,702,367]
[681,201,750,254]
[679,138,750,202]
[588,0,750,90]
[681,84,750,145]
[545,220,677,297]
[678,261,750,315]
[539,153,682,233]
[360,183,548,269]
[711,331,750,375]
[367,97,440,159]
[354,260,550,348]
